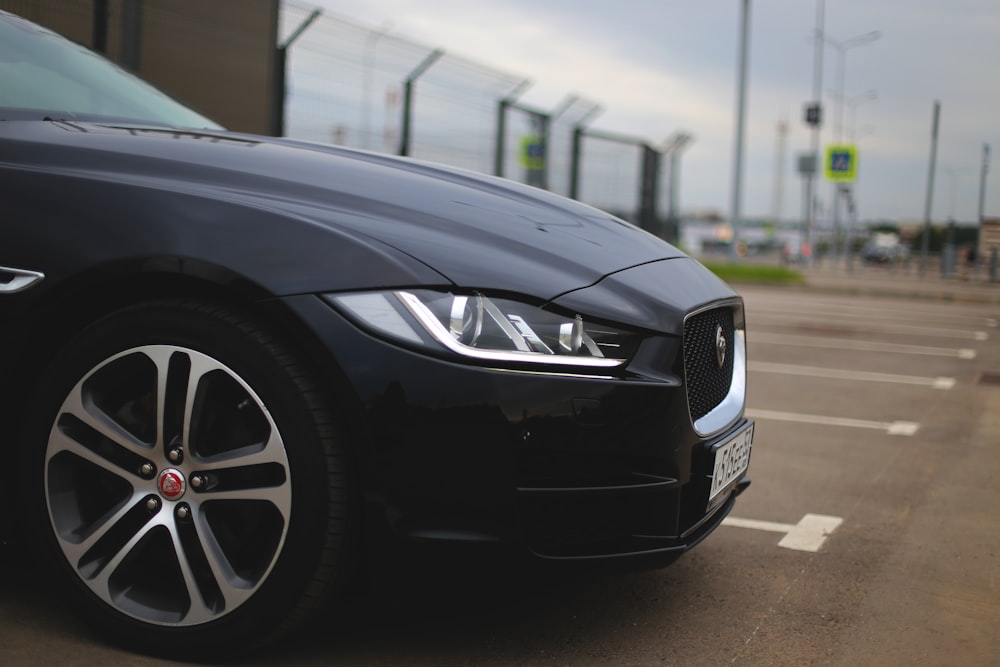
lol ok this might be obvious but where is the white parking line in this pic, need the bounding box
[722,513,843,552]
[749,361,956,390]
[752,332,976,359]
[746,301,995,330]
[745,408,919,436]
[749,313,988,341]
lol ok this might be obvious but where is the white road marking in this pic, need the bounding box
[722,513,843,552]
[746,302,994,328]
[745,408,919,436]
[751,332,976,359]
[748,314,987,341]
[749,361,956,390]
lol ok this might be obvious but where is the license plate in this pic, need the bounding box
[708,421,754,504]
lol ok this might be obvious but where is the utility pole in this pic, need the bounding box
[803,0,824,264]
[772,120,789,223]
[919,100,941,278]
[979,143,991,225]
[729,0,751,261]
[824,30,880,265]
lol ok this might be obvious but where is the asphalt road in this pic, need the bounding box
[2,282,999,666]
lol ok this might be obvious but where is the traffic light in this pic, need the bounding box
[805,103,822,127]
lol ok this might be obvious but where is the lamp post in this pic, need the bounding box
[821,30,880,265]
[845,89,877,143]
[823,32,880,143]
[729,0,751,262]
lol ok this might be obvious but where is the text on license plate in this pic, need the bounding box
[709,421,754,503]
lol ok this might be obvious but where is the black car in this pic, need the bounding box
[0,11,753,659]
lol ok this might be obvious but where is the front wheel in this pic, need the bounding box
[21,300,353,658]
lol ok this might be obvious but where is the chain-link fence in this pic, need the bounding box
[1,0,686,238]
[282,2,522,177]
[280,1,681,234]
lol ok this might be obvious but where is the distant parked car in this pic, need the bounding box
[862,242,909,263]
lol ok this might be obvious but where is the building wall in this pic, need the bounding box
[1,0,279,134]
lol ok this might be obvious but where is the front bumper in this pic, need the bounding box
[281,293,750,565]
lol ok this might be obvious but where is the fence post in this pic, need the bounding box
[271,8,322,137]
[662,132,693,245]
[494,98,509,177]
[398,49,444,157]
[493,80,531,178]
[567,106,602,201]
[638,145,662,237]
[569,127,583,200]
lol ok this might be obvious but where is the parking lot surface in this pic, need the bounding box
[2,272,998,665]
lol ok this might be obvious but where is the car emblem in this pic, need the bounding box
[158,469,186,500]
[715,324,726,368]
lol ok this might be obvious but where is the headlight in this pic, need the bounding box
[328,290,637,369]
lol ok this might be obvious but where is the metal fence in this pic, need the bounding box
[1,0,687,237]
[280,1,683,236]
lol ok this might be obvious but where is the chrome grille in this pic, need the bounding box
[683,307,735,423]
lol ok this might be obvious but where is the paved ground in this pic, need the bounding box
[796,260,1000,304]
[2,268,998,665]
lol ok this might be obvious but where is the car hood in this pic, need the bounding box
[4,121,684,300]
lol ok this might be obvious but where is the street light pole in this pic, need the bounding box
[979,143,991,225]
[920,100,942,279]
[825,32,880,143]
[729,0,751,262]
[845,89,877,143]
[803,0,824,265]
[821,30,879,265]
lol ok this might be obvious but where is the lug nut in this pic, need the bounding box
[168,448,183,463]
[176,505,190,520]
[146,497,160,512]
[190,474,205,489]
[140,463,155,478]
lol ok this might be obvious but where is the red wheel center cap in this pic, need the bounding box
[158,469,186,500]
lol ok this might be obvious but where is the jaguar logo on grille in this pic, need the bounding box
[715,324,726,368]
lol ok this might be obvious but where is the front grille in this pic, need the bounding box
[683,307,735,422]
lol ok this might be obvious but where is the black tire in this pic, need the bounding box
[20,299,353,659]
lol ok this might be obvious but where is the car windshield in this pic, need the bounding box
[0,11,220,129]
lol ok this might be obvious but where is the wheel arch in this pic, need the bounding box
[3,258,367,539]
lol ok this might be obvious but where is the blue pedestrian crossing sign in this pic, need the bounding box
[520,134,546,170]
[825,144,858,183]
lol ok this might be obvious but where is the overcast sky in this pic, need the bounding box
[301,0,998,224]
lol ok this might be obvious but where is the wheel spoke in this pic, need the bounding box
[86,511,166,593]
[195,428,289,470]
[48,427,142,482]
[181,352,219,453]
[169,525,226,625]
[58,383,151,460]
[198,483,290,507]
[147,346,174,451]
[190,514,256,608]
[58,492,147,564]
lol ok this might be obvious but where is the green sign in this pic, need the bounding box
[825,144,858,183]
[520,135,545,170]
